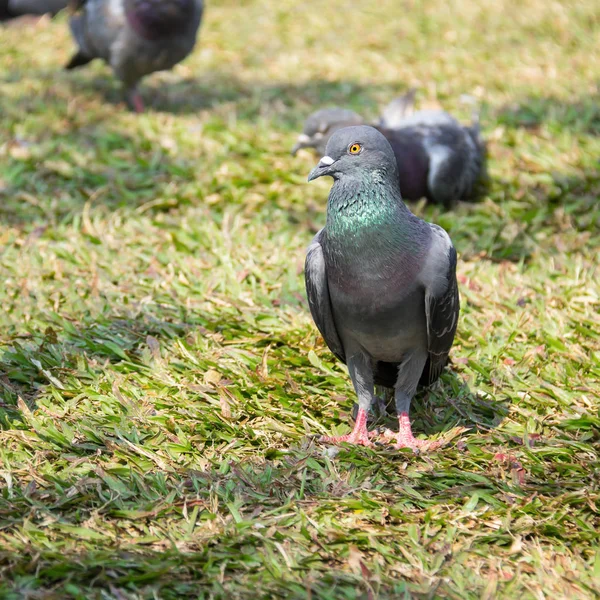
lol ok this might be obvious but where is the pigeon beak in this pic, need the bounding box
[291,134,313,156]
[308,155,335,181]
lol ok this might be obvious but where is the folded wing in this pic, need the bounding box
[304,230,346,364]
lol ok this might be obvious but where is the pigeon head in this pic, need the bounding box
[308,125,398,183]
[291,108,363,156]
[125,0,197,39]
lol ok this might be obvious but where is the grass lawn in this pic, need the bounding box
[1,0,599,598]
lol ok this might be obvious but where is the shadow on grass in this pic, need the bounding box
[152,75,400,122]
[428,165,600,265]
[420,371,509,438]
[349,370,508,442]
[0,448,393,595]
[0,121,198,226]
[495,94,600,134]
[0,300,505,453]
[0,373,43,429]
[80,73,412,125]
[1,67,404,123]
[0,546,324,599]
[0,73,408,228]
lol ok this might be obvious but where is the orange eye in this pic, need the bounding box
[348,143,362,155]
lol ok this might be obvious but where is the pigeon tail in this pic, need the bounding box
[378,88,417,128]
[469,105,481,138]
[459,93,482,137]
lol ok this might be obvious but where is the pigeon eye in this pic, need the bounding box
[348,143,362,155]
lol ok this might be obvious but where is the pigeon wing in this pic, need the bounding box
[304,229,346,364]
[421,225,460,384]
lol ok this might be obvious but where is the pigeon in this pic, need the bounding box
[291,108,363,156]
[1,0,67,20]
[305,125,460,449]
[293,91,486,208]
[65,0,204,112]
[377,92,486,207]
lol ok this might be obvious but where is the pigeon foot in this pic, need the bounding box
[379,412,437,451]
[320,407,374,447]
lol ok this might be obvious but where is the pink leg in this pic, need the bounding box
[131,92,145,114]
[125,88,145,113]
[380,412,426,450]
[320,407,373,446]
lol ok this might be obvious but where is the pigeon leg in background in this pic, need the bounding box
[125,87,145,113]
[320,355,375,446]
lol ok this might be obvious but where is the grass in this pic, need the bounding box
[1,0,599,597]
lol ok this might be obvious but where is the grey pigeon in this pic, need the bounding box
[291,108,363,156]
[305,125,459,449]
[377,93,485,207]
[65,0,203,112]
[293,91,486,208]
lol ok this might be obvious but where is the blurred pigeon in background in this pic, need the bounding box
[293,90,486,208]
[305,125,459,449]
[66,0,204,112]
[291,108,363,156]
[378,91,486,207]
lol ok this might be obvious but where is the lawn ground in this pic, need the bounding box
[1,0,600,598]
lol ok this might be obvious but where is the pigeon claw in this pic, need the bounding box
[381,428,426,451]
[377,413,439,453]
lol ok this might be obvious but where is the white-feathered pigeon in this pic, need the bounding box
[305,125,460,449]
[65,0,203,112]
[293,91,486,208]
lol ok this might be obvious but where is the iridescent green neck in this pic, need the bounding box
[326,170,409,238]
[323,170,429,281]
